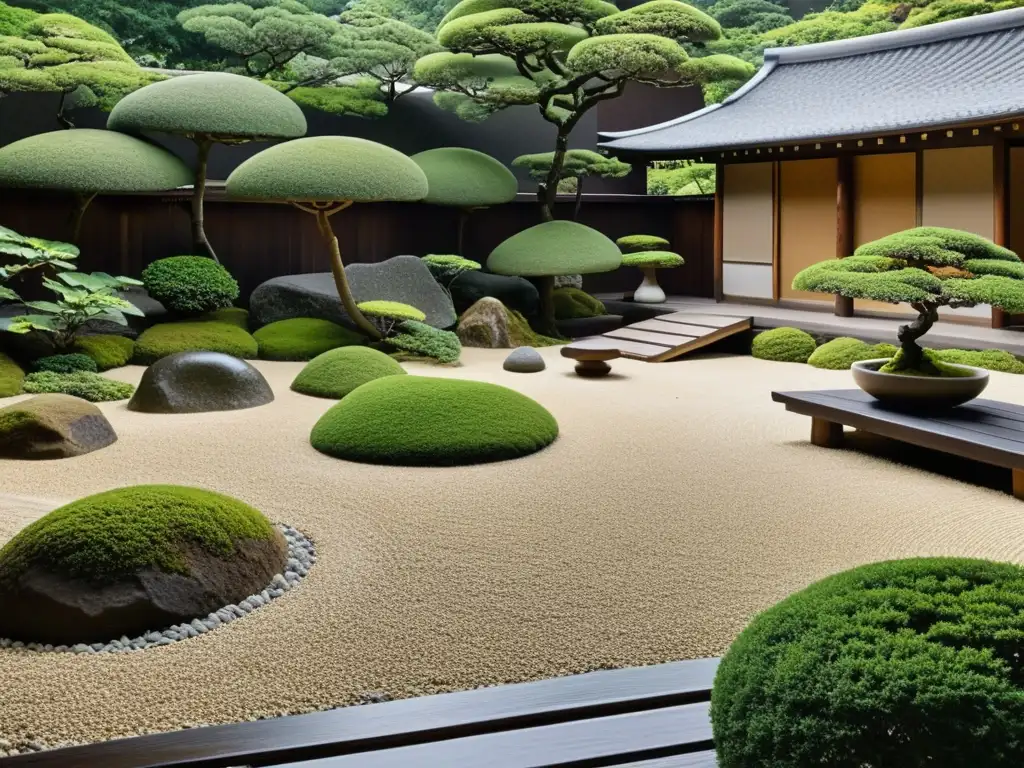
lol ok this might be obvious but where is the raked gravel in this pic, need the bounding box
[2,348,1024,753]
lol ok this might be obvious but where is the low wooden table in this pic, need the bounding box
[772,389,1024,500]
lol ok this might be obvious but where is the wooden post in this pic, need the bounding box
[810,417,843,448]
[1012,468,1024,501]
[834,155,854,317]
[993,138,1010,329]
[713,161,724,302]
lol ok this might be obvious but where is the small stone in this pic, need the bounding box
[0,638,10,648]
[249,595,265,608]
[261,590,271,603]
[191,619,208,634]
[102,644,115,653]
[145,632,162,643]
[269,588,284,598]
[11,641,24,650]
[162,631,181,642]
[154,637,174,646]
[54,645,68,653]
[272,574,289,589]
[90,642,104,652]
[42,644,53,652]
[503,346,545,373]
[287,558,301,570]
[71,644,90,653]
[216,608,234,622]
[285,571,301,583]
[230,604,247,618]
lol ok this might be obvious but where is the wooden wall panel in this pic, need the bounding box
[722,162,773,265]
[723,263,773,299]
[1011,147,1024,258]
[779,158,838,302]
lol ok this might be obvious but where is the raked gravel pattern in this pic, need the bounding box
[2,348,1024,753]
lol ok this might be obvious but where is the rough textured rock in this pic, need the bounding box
[557,315,625,339]
[128,351,274,414]
[0,394,117,460]
[250,256,457,330]
[457,297,511,349]
[450,270,539,318]
[503,347,545,373]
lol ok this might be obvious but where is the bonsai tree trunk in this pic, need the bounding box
[69,192,97,243]
[539,127,571,223]
[895,301,939,370]
[530,275,558,337]
[572,177,584,221]
[191,138,219,263]
[457,209,470,256]
[310,204,381,340]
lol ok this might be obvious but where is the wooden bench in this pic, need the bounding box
[0,658,720,767]
[772,389,1024,499]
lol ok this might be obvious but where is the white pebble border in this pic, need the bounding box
[0,524,315,655]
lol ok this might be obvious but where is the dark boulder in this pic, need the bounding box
[449,270,539,318]
[128,351,274,414]
[0,394,117,460]
[81,287,168,339]
[600,299,676,326]
[557,315,625,339]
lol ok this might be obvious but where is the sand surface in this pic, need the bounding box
[2,348,1024,751]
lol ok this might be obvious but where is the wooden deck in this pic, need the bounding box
[566,312,753,362]
[0,658,720,767]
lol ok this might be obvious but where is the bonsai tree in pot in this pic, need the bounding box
[616,234,683,304]
[225,136,428,340]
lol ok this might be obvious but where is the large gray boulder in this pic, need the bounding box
[128,351,274,414]
[250,255,457,330]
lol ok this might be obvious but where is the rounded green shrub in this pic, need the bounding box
[291,346,406,399]
[553,287,605,320]
[33,353,98,374]
[141,256,239,316]
[711,558,1024,768]
[385,320,461,364]
[411,147,518,208]
[0,352,25,397]
[357,300,426,322]
[310,375,558,465]
[751,327,816,363]
[74,335,136,371]
[932,348,1024,375]
[616,234,670,254]
[255,318,365,362]
[134,321,258,365]
[621,250,684,269]
[807,337,898,370]
[488,220,622,277]
[199,307,249,329]
[0,485,278,587]
[21,371,134,402]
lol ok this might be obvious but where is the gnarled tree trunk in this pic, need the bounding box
[896,301,939,370]
[192,138,219,262]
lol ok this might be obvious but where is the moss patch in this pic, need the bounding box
[751,327,816,363]
[385,320,461,364]
[255,318,364,362]
[21,371,134,402]
[488,221,622,277]
[291,346,405,399]
[553,287,605,320]
[200,307,249,330]
[617,234,670,253]
[507,309,562,347]
[134,321,258,365]
[621,250,684,269]
[0,352,25,397]
[931,348,1024,375]
[807,337,898,370]
[357,300,426,322]
[880,348,976,377]
[310,375,558,466]
[74,335,135,371]
[411,147,518,207]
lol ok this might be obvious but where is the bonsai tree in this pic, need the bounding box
[225,135,428,340]
[410,147,518,255]
[793,227,1024,375]
[0,128,192,242]
[488,219,621,335]
[107,72,308,262]
[617,234,682,304]
[513,149,630,220]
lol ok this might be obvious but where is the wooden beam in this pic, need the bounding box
[834,155,854,317]
[713,162,724,302]
[993,138,1010,329]
[772,161,780,301]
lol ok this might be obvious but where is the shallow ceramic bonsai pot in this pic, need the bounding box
[851,358,989,409]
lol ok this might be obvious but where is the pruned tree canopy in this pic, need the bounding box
[513,149,630,181]
[488,220,622,277]
[411,146,518,207]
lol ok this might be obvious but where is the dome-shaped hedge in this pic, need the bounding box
[291,346,406,399]
[310,375,558,465]
[488,220,622,277]
[807,337,898,370]
[712,558,1024,767]
[134,321,258,365]
[751,327,816,363]
[411,147,518,208]
[142,255,239,316]
[254,318,364,362]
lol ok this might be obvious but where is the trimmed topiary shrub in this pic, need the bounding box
[74,335,136,371]
[616,234,670,254]
[385,320,461,364]
[21,371,135,402]
[751,327,816,363]
[931,348,1024,375]
[0,352,25,397]
[711,558,1024,768]
[807,337,898,370]
[621,251,685,269]
[411,148,518,208]
[310,375,558,465]
[200,307,249,329]
[33,353,98,374]
[357,300,426,322]
[553,287,605,320]
[141,256,240,316]
[291,346,406,399]
[254,318,365,362]
[134,321,258,365]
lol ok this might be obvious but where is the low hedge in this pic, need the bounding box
[134,321,259,365]
[254,318,365,362]
[932,348,1024,374]
[807,337,898,370]
[33,353,98,375]
[0,352,25,397]
[751,327,817,363]
[74,335,136,371]
[21,371,135,402]
[291,346,406,399]
[553,287,605,320]
[141,256,239,316]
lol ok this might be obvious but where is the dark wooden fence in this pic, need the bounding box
[0,189,714,303]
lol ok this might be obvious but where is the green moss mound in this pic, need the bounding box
[711,558,1024,768]
[134,321,258,365]
[553,287,605,320]
[807,337,898,370]
[292,345,406,399]
[21,371,134,402]
[751,327,816,363]
[200,307,249,329]
[508,308,562,347]
[357,300,426,322]
[107,72,307,139]
[617,234,670,253]
[33,353,97,374]
[931,348,1024,375]
[74,335,135,371]
[621,250,684,268]
[411,147,518,207]
[142,256,239,316]
[385,320,461,364]
[0,129,192,193]
[488,220,622,277]
[880,347,976,378]
[0,352,24,397]
[0,485,277,587]
[310,375,558,466]
[255,318,365,362]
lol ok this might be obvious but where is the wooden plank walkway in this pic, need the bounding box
[0,658,720,768]
[566,312,752,362]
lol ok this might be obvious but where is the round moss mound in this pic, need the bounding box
[74,335,136,371]
[622,250,684,269]
[311,375,557,465]
[134,321,258,365]
[488,221,622,277]
[617,234,670,254]
[0,352,25,397]
[292,345,406,399]
[357,300,426,322]
[553,287,606,320]
[226,136,428,203]
[0,129,192,193]
[807,337,898,370]
[21,371,134,402]
[200,307,249,329]
[254,318,364,362]
[932,347,1024,374]
[712,558,1024,767]
[411,147,518,207]
[107,72,307,139]
[751,327,816,363]
[142,256,239,316]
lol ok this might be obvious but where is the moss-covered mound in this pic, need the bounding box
[0,352,25,397]
[33,353,98,374]
[807,337,898,370]
[711,558,1024,767]
[357,300,426,322]
[751,327,816,363]
[142,256,239,316]
[254,318,365,362]
[617,234,670,253]
[21,371,134,402]
[384,320,461,364]
[310,375,558,466]
[621,250,684,269]
[108,72,307,139]
[932,348,1024,374]
[134,321,258,365]
[553,287,605,320]
[74,335,136,371]
[411,147,518,207]
[488,221,622,277]
[199,307,249,329]
[291,346,406,399]
[0,393,117,460]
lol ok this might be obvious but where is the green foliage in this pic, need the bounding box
[133,321,259,364]
[616,234,670,253]
[272,78,388,117]
[708,0,792,30]
[344,0,455,32]
[291,344,406,397]
[21,370,135,401]
[0,485,277,586]
[879,346,974,377]
[901,0,1024,29]
[141,255,239,316]
[199,306,249,329]
[0,225,78,300]
[621,250,684,269]
[512,149,630,182]
[225,135,429,203]
[711,557,1024,768]
[565,32,688,76]
[751,326,816,363]
[73,333,135,370]
[0,350,23,397]
[310,374,558,465]
[254,317,365,361]
[594,0,721,38]
[552,286,604,320]
[488,220,622,277]
[806,337,897,369]
[422,254,482,283]
[760,2,895,46]
[385,319,461,363]
[357,300,426,322]
[506,306,562,346]
[931,347,1024,375]
[33,352,97,374]
[647,161,715,195]
[411,147,518,207]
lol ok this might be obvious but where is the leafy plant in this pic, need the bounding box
[33,352,98,374]
[21,369,135,401]
[0,225,79,302]
[385,319,461,364]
